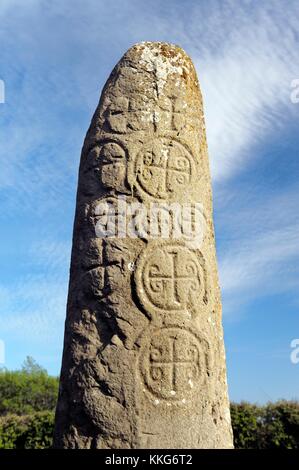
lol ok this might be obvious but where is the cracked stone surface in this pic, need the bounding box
[54,41,234,449]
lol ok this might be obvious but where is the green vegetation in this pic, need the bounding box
[0,358,298,448]
[0,357,58,448]
[0,357,59,416]
[0,411,54,449]
[231,401,299,448]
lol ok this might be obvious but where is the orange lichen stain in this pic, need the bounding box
[160,44,180,59]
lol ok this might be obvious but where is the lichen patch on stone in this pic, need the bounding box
[139,44,186,95]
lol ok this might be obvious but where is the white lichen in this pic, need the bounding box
[139,45,184,95]
[153,111,160,123]
[127,261,135,272]
[141,110,154,123]
[188,379,194,389]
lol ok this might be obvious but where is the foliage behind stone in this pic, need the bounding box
[0,411,54,449]
[231,401,299,449]
[0,357,59,416]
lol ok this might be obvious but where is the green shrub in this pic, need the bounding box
[0,411,54,449]
[230,401,259,448]
[259,401,299,449]
[0,357,59,416]
[231,400,299,449]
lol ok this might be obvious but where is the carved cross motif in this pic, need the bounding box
[140,327,205,401]
[104,95,191,134]
[135,243,204,315]
[149,336,198,392]
[148,249,198,308]
[135,137,195,200]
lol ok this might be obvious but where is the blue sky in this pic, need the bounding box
[0,0,298,403]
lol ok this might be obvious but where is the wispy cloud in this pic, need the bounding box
[0,238,70,342]
[0,274,67,342]
[220,224,299,294]
[218,186,299,315]
[191,1,299,180]
[28,239,71,271]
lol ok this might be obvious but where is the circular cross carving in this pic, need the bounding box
[135,243,206,317]
[139,327,209,401]
[134,137,196,200]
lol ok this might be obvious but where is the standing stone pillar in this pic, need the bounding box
[54,42,234,449]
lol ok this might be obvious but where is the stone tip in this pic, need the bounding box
[120,41,197,86]
[126,41,191,61]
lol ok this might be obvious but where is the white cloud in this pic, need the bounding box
[220,224,299,294]
[218,187,299,315]
[0,273,67,342]
[28,239,71,271]
[0,238,70,342]
[191,1,299,180]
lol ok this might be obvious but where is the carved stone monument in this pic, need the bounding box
[54,42,234,448]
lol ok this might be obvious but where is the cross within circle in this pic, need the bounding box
[136,138,193,199]
[141,245,202,313]
[141,327,202,400]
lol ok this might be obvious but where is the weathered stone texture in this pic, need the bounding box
[54,42,234,449]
